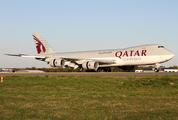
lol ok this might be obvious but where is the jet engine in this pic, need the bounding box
[118,66,136,70]
[82,61,99,71]
[49,59,65,67]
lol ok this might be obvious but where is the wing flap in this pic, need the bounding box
[93,59,116,64]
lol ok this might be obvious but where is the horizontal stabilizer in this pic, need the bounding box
[5,53,27,57]
[5,54,45,59]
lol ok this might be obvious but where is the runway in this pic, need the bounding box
[0,72,178,76]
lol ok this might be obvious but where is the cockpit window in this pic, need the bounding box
[158,46,164,48]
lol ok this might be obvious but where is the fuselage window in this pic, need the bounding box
[158,46,164,48]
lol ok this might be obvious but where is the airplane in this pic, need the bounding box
[5,33,175,72]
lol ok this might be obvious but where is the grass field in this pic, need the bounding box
[1,75,178,119]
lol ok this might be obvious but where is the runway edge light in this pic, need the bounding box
[1,75,3,83]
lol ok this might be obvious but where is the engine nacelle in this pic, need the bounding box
[49,59,65,67]
[118,66,136,70]
[82,61,99,71]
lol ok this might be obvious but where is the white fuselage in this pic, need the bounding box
[39,44,174,67]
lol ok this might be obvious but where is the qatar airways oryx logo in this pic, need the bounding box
[115,50,147,59]
[33,35,46,54]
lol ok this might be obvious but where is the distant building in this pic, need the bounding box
[135,70,143,72]
[0,70,5,72]
[164,69,178,72]
[16,70,45,73]
[135,68,178,73]
[143,68,163,72]
[0,68,12,72]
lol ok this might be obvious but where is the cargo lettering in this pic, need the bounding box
[115,50,147,59]
[123,57,141,61]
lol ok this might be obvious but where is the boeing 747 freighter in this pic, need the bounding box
[6,33,175,72]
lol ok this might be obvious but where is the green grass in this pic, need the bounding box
[0,75,178,119]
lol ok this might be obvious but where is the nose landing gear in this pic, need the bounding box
[153,63,160,72]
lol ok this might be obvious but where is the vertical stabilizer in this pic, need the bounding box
[32,33,56,54]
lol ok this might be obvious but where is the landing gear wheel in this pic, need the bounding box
[154,68,159,72]
[80,68,86,72]
[153,63,160,72]
[96,68,101,72]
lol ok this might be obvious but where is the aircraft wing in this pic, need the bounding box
[5,54,116,64]
[63,57,116,64]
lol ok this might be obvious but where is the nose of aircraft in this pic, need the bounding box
[166,50,175,60]
[170,52,175,59]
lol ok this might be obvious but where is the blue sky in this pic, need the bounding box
[0,0,177,68]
